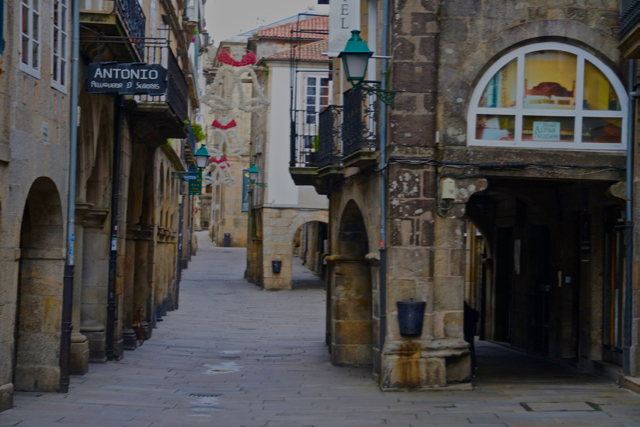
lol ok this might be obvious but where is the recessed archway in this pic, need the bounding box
[14,177,65,392]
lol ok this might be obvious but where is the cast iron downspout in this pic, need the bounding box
[378,0,390,374]
[106,96,123,361]
[303,222,309,265]
[624,59,636,377]
[60,0,81,394]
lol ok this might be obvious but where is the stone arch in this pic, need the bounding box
[262,210,328,291]
[329,199,374,368]
[14,177,65,392]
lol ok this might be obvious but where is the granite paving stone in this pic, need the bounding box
[1,231,640,426]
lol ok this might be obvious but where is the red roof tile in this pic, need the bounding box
[262,40,329,62]
[258,15,328,40]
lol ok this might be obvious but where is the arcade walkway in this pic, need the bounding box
[1,232,640,427]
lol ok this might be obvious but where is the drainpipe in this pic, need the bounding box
[303,222,309,265]
[60,0,81,394]
[624,59,636,377]
[106,95,124,361]
[378,0,390,374]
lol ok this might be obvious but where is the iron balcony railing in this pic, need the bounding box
[317,106,343,169]
[621,0,640,41]
[342,81,380,158]
[290,109,321,167]
[136,41,189,124]
[81,0,146,59]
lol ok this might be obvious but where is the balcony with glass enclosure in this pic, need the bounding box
[80,0,146,62]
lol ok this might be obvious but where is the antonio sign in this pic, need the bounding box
[86,62,168,95]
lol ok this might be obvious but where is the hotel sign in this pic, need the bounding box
[86,63,167,95]
[328,0,361,56]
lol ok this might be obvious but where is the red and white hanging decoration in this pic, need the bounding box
[203,155,236,187]
[202,47,270,115]
[206,117,248,157]
[202,47,270,187]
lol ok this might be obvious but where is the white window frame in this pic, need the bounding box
[467,42,627,151]
[51,0,68,93]
[21,0,41,79]
[303,75,331,125]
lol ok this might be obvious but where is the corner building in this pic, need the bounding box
[292,0,640,390]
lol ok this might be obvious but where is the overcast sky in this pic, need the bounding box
[204,0,329,45]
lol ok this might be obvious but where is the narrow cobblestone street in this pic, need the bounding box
[0,232,639,427]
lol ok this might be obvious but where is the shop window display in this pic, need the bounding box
[468,42,626,150]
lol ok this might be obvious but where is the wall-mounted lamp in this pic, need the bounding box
[194,145,210,169]
[339,29,395,107]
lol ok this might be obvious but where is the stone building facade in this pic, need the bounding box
[292,0,640,390]
[0,0,206,412]
[0,0,72,408]
[245,16,330,291]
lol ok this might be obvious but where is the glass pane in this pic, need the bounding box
[62,5,67,30]
[22,36,28,64]
[475,115,515,140]
[32,42,39,68]
[32,13,38,41]
[61,33,66,55]
[307,86,316,96]
[320,86,329,96]
[61,60,66,85]
[307,77,316,86]
[524,50,577,110]
[53,54,58,81]
[479,59,517,108]
[582,117,622,143]
[522,116,575,142]
[320,78,329,87]
[584,61,620,111]
[53,29,59,55]
[22,5,29,34]
[33,0,39,12]
[306,96,315,106]
[54,0,58,27]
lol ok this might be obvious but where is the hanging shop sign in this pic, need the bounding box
[86,62,168,95]
[185,170,203,195]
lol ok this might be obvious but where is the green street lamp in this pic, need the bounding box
[194,145,209,169]
[338,29,395,107]
[339,30,373,87]
[248,163,259,182]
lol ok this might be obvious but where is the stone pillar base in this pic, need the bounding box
[13,365,60,392]
[82,328,106,363]
[122,329,138,350]
[380,340,473,391]
[0,383,13,412]
[142,321,151,340]
[70,338,89,375]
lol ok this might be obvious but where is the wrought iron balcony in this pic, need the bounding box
[290,109,321,168]
[620,0,640,57]
[342,82,380,159]
[80,0,146,60]
[318,106,343,169]
[621,0,640,41]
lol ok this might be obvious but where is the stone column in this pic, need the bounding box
[381,170,486,390]
[327,256,374,366]
[80,208,109,362]
[69,203,93,375]
[122,225,140,350]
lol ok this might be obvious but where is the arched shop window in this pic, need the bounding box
[468,42,627,151]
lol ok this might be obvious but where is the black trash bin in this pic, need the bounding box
[397,300,426,336]
[272,260,282,274]
[223,233,231,247]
